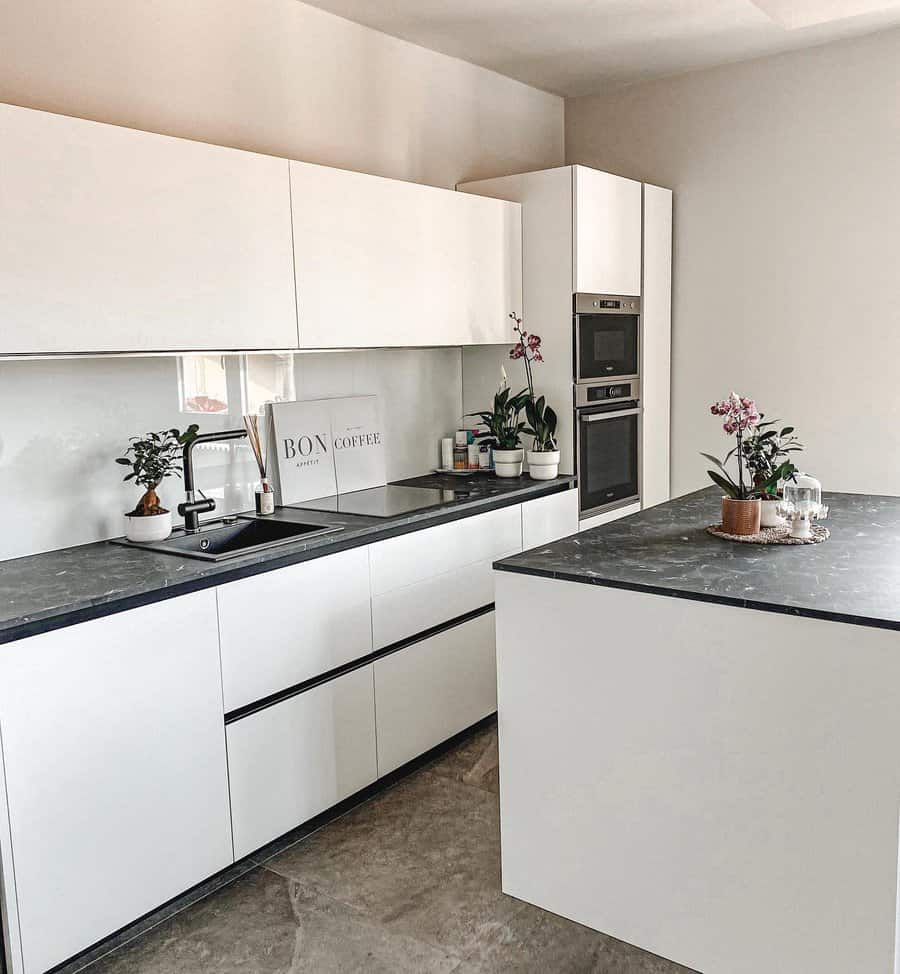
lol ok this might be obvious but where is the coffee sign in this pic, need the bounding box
[267,396,385,504]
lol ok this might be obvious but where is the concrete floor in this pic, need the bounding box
[87,721,693,973]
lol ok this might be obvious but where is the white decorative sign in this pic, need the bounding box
[329,395,386,494]
[266,396,385,504]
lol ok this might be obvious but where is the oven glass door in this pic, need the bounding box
[577,406,640,516]
[576,313,639,381]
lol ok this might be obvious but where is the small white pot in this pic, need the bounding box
[493,448,524,478]
[526,449,561,481]
[124,510,172,543]
[759,499,784,528]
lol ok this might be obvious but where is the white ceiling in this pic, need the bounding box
[301,0,900,96]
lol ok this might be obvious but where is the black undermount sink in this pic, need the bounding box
[115,515,342,562]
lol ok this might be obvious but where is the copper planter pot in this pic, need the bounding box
[721,497,761,536]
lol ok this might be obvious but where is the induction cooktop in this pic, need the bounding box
[293,484,465,519]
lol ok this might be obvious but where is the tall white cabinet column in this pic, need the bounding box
[458,165,672,516]
[641,184,673,509]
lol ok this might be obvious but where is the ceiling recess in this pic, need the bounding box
[749,0,900,29]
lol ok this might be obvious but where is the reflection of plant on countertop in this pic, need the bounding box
[116,425,199,516]
[702,393,801,500]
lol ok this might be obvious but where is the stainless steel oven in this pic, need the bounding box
[574,293,640,383]
[575,379,641,518]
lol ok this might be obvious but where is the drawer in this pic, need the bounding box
[227,664,377,859]
[369,505,521,647]
[369,505,521,595]
[521,489,578,550]
[217,546,372,713]
[374,611,497,776]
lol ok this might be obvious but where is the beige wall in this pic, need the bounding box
[567,28,900,498]
[0,0,562,188]
[0,0,563,560]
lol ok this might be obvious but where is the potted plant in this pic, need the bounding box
[116,425,199,542]
[740,418,803,526]
[701,393,764,535]
[509,312,561,480]
[473,383,528,477]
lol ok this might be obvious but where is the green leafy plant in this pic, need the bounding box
[524,395,558,452]
[739,419,803,498]
[115,425,199,516]
[474,386,528,451]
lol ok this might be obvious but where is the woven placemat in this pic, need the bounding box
[706,523,830,545]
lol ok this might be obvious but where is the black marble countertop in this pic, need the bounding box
[0,473,574,645]
[495,486,900,632]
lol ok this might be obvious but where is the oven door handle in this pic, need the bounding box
[580,408,641,422]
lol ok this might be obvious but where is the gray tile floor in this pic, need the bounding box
[87,721,693,973]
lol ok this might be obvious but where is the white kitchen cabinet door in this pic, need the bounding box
[573,166,642,296]
[641,184,673,509]
[0,592,232,974]
[290,160,522,347]
[369,505,521,648]
[374,611,497,776]
[227,664,377,859]
[521,489,579,550]
[0,103,297,354]
[217,546,372,713]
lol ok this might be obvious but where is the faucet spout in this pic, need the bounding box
[178,428,248,533]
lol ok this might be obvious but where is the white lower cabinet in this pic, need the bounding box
[369,504,521,648]
[374,611,497,777]
[521,488,579,549]
[216,546,372,713]
[0,592,232,974]
[227,664,377,860]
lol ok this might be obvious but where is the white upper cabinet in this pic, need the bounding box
[290,160,522,347]
[0,103,297,354]
[573,166,642,296]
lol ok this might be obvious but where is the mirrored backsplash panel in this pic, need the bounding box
[0,348,462,561]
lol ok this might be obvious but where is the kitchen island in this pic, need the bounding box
[493,487,900,974]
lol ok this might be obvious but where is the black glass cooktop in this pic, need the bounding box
[293,484,464,519]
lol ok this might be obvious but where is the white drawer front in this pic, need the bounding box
[369,505,521,647]
[369,505,521,595]
[227,664,377,859]
[374,611,497,776]
[371,553,515,649]
[217,546,372,713]
[521,489,578,550]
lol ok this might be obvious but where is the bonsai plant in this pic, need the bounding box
[701,392,764,535]
[509,312,561,480]
[116,425,199,541]
[473,382,529,477]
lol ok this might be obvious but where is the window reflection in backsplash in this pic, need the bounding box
[176,353,296,416]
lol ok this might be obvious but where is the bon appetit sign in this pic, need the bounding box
[267,396,386,504]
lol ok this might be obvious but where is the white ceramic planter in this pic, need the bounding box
[124,510,173,543]
[759,499,784,528]
[493,448,524,478]
[526,449,561,481]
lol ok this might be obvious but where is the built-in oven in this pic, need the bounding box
[574,293,640,383]
[575,379,641,518]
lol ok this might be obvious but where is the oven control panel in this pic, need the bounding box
[587,383,631,402]
[575,378,640,409]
